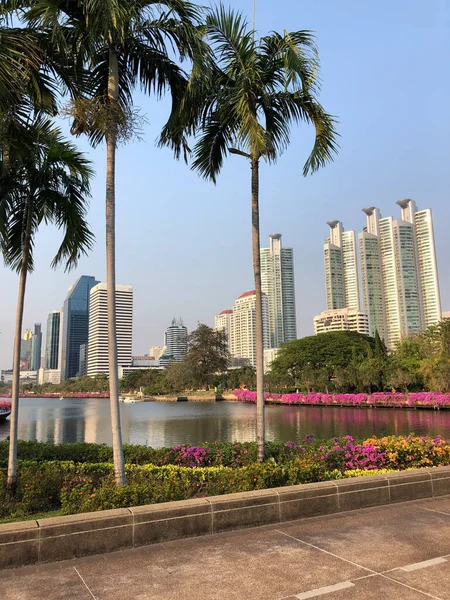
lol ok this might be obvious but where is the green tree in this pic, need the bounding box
[387,337,425,392]
[271,332,375,388]
[164,361,192,393]
[22,0,205,484]
[166,6,338,460]
[185,323,229,389]
[0,117,93,486]
[227,365,256,391]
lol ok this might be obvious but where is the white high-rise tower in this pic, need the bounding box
[86,283,133,377]
[357,200,441,348]
[397,199,441,329]
[359,207,385,339]
[260,234,297,348]
[230,291,270,367]
[214,310,233,354]
[324,221,360,311]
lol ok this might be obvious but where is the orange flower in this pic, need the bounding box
[90,493,96,497]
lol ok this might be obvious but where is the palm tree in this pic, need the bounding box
[0,116,94,486]
[164,6,339,461]
[19,0,206,484]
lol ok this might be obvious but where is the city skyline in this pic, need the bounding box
[0,1,449,367]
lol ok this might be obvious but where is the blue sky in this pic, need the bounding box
[1,0,450,368]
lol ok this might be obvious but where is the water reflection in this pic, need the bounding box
[1,398,450,447]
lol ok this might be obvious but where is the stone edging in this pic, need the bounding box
[1,466,450,570]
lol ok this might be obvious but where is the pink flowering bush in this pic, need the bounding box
[234,390,450,408]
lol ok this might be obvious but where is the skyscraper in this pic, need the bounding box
[214,310,233,353]
[324,221,360,311]
[327,200,441,349]
[45,310,61,370]
[30,323,42,371]
[86,283,133,377]
[60,275,99,380]
[397,199,441,329]
[260,233,297,347]
[230,291,270,368]
[358,208,385,339]
[19,329,33,370]
[161,319,188,364]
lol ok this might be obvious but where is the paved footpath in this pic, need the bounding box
[2,495,450,600]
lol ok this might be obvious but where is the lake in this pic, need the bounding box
[1,397,450,447]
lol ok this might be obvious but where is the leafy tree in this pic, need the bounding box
[387,337,425,392]
[185,323,229,389]
[165,6,338,460]
[164,361,192,393]
[21,0,205,485]
[271,332,375,388]
[0,117,93,486]
[227,366,256,391]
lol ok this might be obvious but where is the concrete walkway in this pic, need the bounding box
[2,495,450,600]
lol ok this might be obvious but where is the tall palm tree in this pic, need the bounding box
[0,116,94,486]
[19,0,206,485]
[163,6,339,461]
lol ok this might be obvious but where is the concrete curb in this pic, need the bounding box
[1,465,450,570]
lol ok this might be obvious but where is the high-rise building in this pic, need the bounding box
[86,283,133,377]
[45,311,61,370]
[214,310,233,353]
[379,215,422,347]
[260,234,297,347]
[358,208,385,339]
[324,221,360,311]
[230,291,269,368]
[161,319,188,364]
[329,200,441,349]
[19,329,33,370]
[397,199,441,329]
[60,275,99,379]
[313,308,370,336]
[30,323,42,371]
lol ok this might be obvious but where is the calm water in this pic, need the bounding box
[1,398,450,447]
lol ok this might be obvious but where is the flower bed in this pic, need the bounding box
[234,390,450,408]
[1,434,450,521]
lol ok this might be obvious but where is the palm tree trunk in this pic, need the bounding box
[106,46,126,486]
[7,198,33,487]
[251,156,265,462]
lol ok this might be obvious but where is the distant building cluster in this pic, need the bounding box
[318,199,442,348]
[214,234,297,367]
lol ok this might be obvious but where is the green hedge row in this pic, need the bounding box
[0,440,294,467]
[0,459,342,521]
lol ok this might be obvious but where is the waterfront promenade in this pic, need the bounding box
[2,495,450,599]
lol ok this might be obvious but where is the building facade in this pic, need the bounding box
[60,275,99,380]
[260,234,297,347]
[230,291,270,368]
[86,283,133,377]
[161,319,188,364]
[214,309,233,353]
[19,329,33,370]
[313,309,370,336]
[30,323,42,371]
[149,346,163,361]
[45,311,61,370]
[357,200,441,348]
[324,221,360,311]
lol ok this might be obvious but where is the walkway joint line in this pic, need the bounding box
[74,566,97,600]
[275,529,376,574]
